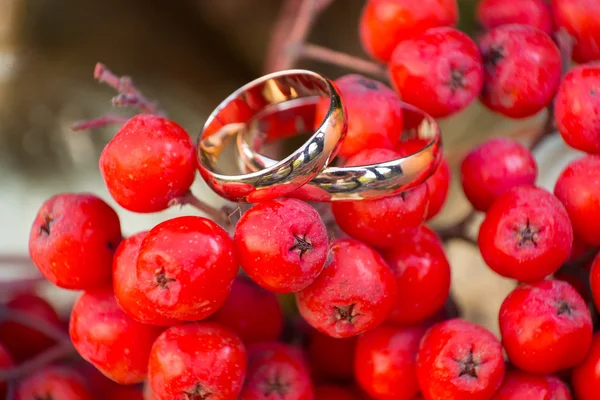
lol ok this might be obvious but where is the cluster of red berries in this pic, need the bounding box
[2,0,600,399]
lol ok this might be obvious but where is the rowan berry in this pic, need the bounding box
[355,324,425,400]
[315,385,359,400]
[389,27,483,118]
[332,148,429,249]
[491,370,572,400]
[551,0,600,63]
[234,198,327,293]
[28,193,122,289]
[0,342,13,399]
[478,185,573,282]
[499,280,593,373]
[479,24,561,119]
[460,137,537,212]
[314,74,403,159]
[148,323,247,400]
[99,114,196,213]
[572,333,600,400]
[136,216,238,321]
[359,0,458,62]
[476,0,553,34]
[307,329,357,382]
[15,367,95,400]
[554,155,600,246]
[416,319,505,400]
[296,238,397,338]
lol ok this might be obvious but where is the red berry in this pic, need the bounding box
[355,324,426,400]
[296,238,397,338]
[332,148,429,249]
[136,216,238,321]
[314,74,403,159]
[551,0,600,63]
[491,370,572,400]
[499,280,593,373]
[389,27,484,118]
[148,323,247,400]
[210,276,284,345]
[99,114,196,213]
[476,0,553,34]
[0,342,13,399]
[478,186,573,282]
[112,232,178,326]
[460,138,537,212]
[382,225,450,325]
[15,367,95,400]
[359,0,458,62]
[554,155,600,245]
[416,319,505,400]
[69,286,163,384]
[307,329,357,382]
[315,385,359,400]
[591,253,600,310]
[0,293,61,362]
[28,193,122,290]
[572,333,600,400]
[479,24,561,119]
[234,198,328,293]
[238,342,314,400]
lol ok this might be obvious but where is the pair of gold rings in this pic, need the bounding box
[196,70,442,203]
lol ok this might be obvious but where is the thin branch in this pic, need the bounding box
[0,343,76,381]
[71,114,130,131]
[168,191,234,229]
[0,307,70,344]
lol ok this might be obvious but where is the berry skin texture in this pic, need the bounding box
[210,276,284,345]
[296,238,397,338]
[478,185,573,282]
[99,114,196,213]
[0,342,13,399]
[383,225,451,325]
[332,148,429,249]
[389,27,484,118]
[416,319,505,400]
[572,333,600,400]
[476,0,553,34]
[308,329,357,382]
[555,63,600,154]
[314,74,403,159]
[15,367,95,400]
[491,370,572,400]
[554,156,600,245]
[499,280,593,374]
[551,0,600,63]
[359,0,458,63]
[355,325,426,400]
[148,323,247,400]
[28,193,122,290]
[461,138,537,212]
[479,24,561,119]
[136,216,238,321]
[234,198,328,293]
[238,342,314,400]
[69,286,163,384]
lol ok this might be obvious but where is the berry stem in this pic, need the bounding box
[0,342,76,381]
[168,191,235,229]
[70,114,130,132]
[0,307,71,344]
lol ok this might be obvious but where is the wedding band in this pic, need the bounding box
[238,97,442,201]
[196,70,346,202]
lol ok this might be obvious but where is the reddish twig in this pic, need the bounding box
[168,191,235,229]
[70,114,130,131]
[297,44,388,80]
[0,307,70,344]
[0,342,76,381]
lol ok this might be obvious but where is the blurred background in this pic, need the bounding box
[0,0,584,333]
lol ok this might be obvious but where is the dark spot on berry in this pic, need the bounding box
[39,215,53,236]
[355,77,379,90]
[289,234,312,260]
[155,267,176,289]
[446,67,466,93]
[107,241,117,252]
[591,89,597,96]
[400,191,407,201]
[457,349,479,378]
[484,45,505,69]
[334,304,361,324]
[557,300,573,316]
[183,382,212,400]
[515,220,539,248]
[262,373,290,397]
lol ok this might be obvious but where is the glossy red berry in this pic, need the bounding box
[296,238,397,338]
[314,74,403,160]
[315,385,359,400]
[572,333,600,400]
[332,148,429,249]
[28,193,122,290]
[478,185,573,282]
[389,27,483,118]
[308,329,357,382]
[479,24,561,119]
[460,137,537,212]
[136,216,238,321]
[382,225,450,325]
[359,0,458,62]
[0,342,13,399]
[16,367,95,400]
[210,276,284,345]
[355,324,425,400]
[238,342,314,400]
[491,370,572,400]
[554,155,600,246]
[551,0,600,63]
[499,280,593,373]
[476,0,553,34]
[99,114,196,213]
[148,323,247,400]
